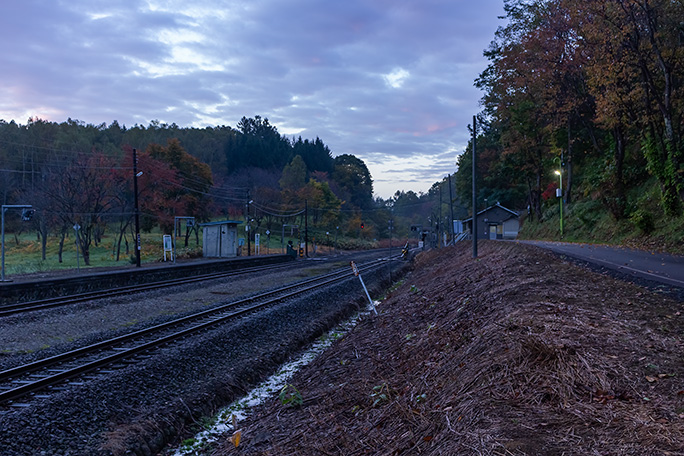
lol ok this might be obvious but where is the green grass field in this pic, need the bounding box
[0,228,315,278]
[0,231,177,276]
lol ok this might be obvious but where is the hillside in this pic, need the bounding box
[210,241,684,455]
[516,186,684,257]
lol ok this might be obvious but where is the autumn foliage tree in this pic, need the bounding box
[578,0,684,215]
[145,138,214,232]
[471,0,684,225]
[109,147,184,260]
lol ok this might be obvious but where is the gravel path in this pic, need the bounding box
[0,253,411,455]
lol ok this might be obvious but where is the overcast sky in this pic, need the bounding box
[0,0,504,199]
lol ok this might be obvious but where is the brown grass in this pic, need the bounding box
[212,241,684,455]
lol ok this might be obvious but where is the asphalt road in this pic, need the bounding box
[518,240,684,289]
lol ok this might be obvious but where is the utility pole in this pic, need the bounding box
[246,193,251,256]
[448,173,455,244]
[132,149,141,267]
[439,184,442,247]
[472,115,478,258]
[304,200,308,257]
[388,217,393,282]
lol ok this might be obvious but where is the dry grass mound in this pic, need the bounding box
[213,241,684,455]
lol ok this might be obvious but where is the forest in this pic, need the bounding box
[0,115,453,266]
[453,0,684,247]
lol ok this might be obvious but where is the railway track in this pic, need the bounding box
[0,257,388,410]
[0,262,295,317]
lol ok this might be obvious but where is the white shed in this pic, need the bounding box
[201,221,242,258]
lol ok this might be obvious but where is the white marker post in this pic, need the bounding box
[350,261,377,315]
[163,235,173,261]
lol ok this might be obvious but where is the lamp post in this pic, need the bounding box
[132,148,141,268]
[555,169,563,238]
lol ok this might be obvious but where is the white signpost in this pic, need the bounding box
[350,261,377,315]
[163,235,173,261]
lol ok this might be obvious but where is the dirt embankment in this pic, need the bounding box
[213,241,684,456]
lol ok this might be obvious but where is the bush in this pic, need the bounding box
[630,209,655,234]
[573,200,604,230]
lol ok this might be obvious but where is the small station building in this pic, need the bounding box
[200,220,243,258]
[462,203,520,240]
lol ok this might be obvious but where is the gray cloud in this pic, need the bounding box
[0,0,504,198]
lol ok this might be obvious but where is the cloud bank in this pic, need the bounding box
[0,0,504,198]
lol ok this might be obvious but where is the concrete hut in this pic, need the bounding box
[200,220,243,257]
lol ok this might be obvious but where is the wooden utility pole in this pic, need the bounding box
[472,116,477,258]
[304,200,308,257]
[448,173,455,243]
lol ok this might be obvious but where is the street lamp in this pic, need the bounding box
[554,169,563,238]
[132,148,141,267]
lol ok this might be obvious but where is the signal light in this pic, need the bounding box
[360,223,364,229]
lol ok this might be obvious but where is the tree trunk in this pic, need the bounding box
[527,177,542,222]
[566,118,573,205]
[58,227,66,263]
[116,230,124,262]
[608,126,627,219]
[77,227,91,266]
[116,218,131,261]
[39,218,48,261]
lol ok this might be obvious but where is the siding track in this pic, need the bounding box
[0,258,387,409]
[0,262,293,317]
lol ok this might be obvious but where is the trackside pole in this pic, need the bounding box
[472,115,478,259]
[350,261,377,315]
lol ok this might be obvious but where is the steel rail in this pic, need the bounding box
[0,258,388,406]
[0,262,296,317]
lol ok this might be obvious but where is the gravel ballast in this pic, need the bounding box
[0,253,410,455]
